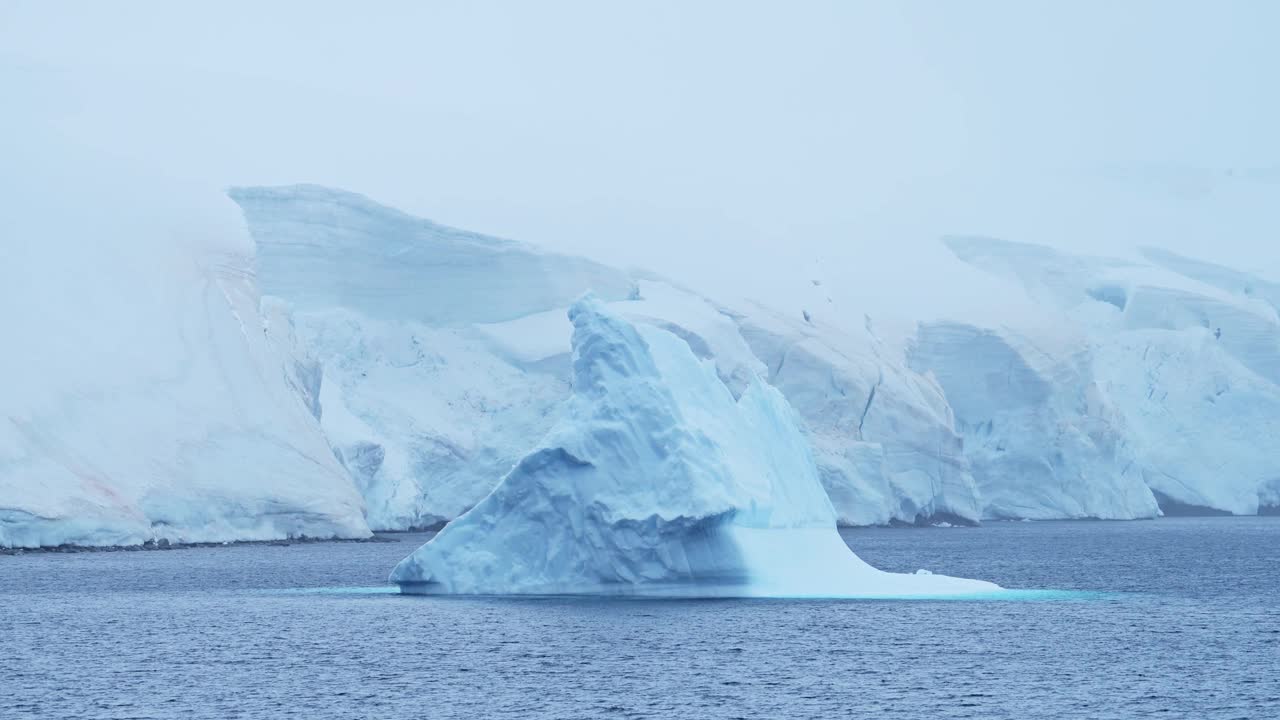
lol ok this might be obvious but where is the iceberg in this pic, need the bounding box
[390,298,999,597]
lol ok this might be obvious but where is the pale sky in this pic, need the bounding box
[3,1,1278,321]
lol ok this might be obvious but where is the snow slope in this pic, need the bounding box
[229,185,636,326]
[939,236,1280,516]
[1140,247,1280,317]
[390,298,1000,597]
[0,172,370,548]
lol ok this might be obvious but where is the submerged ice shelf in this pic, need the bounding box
[390,299,1000,598]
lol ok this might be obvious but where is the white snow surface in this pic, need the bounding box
[229,184,636,326]
[0,171,370,548]
[390,298,1000,597]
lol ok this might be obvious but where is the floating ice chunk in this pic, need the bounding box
[391,298,1000,597]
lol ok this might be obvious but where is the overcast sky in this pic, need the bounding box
[3,1,1278,321]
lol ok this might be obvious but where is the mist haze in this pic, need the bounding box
[5,1,1277,324]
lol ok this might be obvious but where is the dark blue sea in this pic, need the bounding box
[3,517,1276,719]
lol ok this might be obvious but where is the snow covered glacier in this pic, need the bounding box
[9,169,1273,550]
[233,185,986,529]
[390,298,1000,597]
[931,236,1280,517]
[229,184,634,530]
[237,184,1280,526]
[0,175,371,548]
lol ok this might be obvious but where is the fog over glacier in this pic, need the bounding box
[3,2,1279,551]
[4,1,1278,320]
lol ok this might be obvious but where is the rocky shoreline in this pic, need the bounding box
[0,533,405,556]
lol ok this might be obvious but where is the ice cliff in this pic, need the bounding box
[933,236,1280,516]
[390,298,1000,597]
[909,322,1158,520]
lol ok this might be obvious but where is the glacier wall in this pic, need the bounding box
[909,323,1158,520]
[390,299,1000,597]
[936,235,1280,517]
[7,174,1273,548]
[1095,328,1280,515]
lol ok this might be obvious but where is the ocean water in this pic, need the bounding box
[2,517,1276,719]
